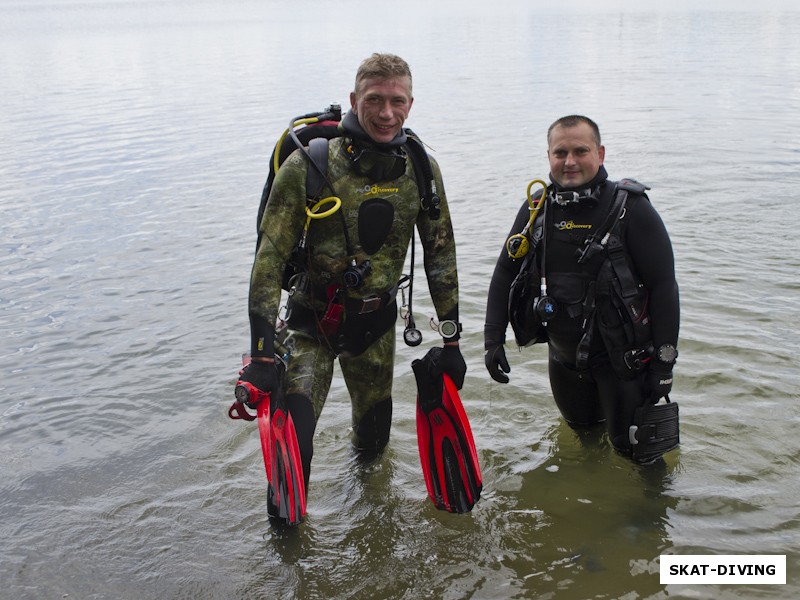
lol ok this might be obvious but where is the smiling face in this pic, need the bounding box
[547,122,605,188]
[349,76,413,145]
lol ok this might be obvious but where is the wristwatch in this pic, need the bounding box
[438,320,462,341]
[655,344,678,365]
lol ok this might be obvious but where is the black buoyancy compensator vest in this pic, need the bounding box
[508,178,653,377]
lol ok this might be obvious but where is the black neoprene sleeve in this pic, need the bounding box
[624,198,680,348]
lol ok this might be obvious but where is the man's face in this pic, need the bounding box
[547,122,605,188]
[350,76,413,145]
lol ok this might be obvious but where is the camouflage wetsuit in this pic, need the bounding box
[249,130,459,476]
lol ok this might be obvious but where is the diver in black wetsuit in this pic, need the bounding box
[484,115,680,463]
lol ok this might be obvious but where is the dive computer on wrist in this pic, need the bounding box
[655,344,678,365]
[438,320,462,341]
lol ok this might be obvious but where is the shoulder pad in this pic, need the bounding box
[617,178,650,195]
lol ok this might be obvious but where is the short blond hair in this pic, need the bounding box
[354,53,412,94]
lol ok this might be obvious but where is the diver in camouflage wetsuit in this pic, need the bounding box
[239,53,466,510]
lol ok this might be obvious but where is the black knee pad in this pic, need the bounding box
[353,397,392,455]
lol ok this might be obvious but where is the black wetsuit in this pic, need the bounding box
[485,167,679,453]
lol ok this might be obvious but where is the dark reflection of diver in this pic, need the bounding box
[514,420,678,598]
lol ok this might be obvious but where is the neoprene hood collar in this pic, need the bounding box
[341,110,408,149]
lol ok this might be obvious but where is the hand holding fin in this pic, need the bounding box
[413,352,482,513]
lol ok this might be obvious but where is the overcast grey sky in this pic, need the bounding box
[526,0,795,9]
[455,0,798,10]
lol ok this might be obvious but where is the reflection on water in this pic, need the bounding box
[1,1,800,599]
[506,422,678,598]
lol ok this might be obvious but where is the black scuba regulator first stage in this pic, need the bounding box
[343,258,372,289]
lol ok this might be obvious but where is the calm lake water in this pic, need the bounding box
[2,1,799,598]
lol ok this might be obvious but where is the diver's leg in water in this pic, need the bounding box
[281,329,336,497]
[547,348,603,427]
[593,366,661,462]
[340,327,395,457]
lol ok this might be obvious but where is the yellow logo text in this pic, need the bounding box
[555,220,592,230]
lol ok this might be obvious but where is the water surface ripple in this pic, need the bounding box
[1,2,799,599]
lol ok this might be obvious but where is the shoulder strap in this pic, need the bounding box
[576,182,628,264]
[603,178,651,299]
[575,177,651,265]
[604,235,639,299]
[257,121,342,238]
[404,131,441,220]
[305,137,330,201]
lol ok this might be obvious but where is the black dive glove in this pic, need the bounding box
[484,325,510,384]
[237,360,282,407]
[645,360,673,403]
[423,345,467,390]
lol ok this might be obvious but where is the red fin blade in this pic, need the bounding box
[415,370,483,513]
[442,374,483,490]
[270,407,307,525]
[256,397,272,484]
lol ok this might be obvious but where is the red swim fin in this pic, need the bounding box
[256,397,272,484]
[238,354,306,525]
[413,359,482,513]
[268,398,307,525]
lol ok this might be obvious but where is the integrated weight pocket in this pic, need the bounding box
[546,272,588,306]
